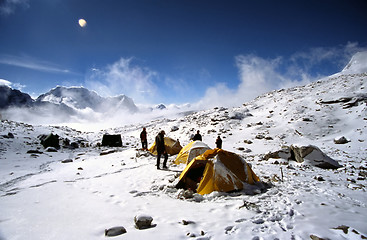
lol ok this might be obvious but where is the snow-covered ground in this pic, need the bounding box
[0,53,366,239]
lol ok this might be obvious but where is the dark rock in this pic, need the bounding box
[334,136,349,144]
[105,226,127,237]
[134,215,154,229]
[40,133,60,149]
[4,132,15,138]
[100,149,116,156]
[255,134,265,139]
[61,159,73,163]
[182,220,195,225]
[45,147,58,152]
[27,150,43,154]
[244,139,253,144]
[263,148,290,161]
[70,142,79,149]
[333,225,349,234]
[314,176,325,181]
[310,235,327,240]
[171,126,179,132]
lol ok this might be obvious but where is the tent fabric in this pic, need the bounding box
[176,148,260,195]
[174,141,211,165]
[149,137,182,155]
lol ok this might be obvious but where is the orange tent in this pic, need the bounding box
[176,149,260,195]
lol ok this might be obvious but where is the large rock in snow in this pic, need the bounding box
[290,144,342,169]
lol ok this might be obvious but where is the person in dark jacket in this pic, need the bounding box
[193,130,202,141]
[140,128,148,150]
[156,130,168,169]
[215,135,222,149]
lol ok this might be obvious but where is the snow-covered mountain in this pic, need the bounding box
[36,86,138,113]
[0,52,366,239]
[0,86,140,123]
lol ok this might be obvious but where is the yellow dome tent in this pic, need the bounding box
[174,141,211,165]
[176,148,260,195]
[148,137,182,155]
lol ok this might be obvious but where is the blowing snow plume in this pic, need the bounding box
[195,44,367,109]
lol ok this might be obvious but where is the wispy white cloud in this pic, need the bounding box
[0,0,29,16]
[194,42,367,109]
[85,58,158,103]
[0,78,26,90]
[289,42,367,71]
[0,78,12,86]
[0,54,71,74]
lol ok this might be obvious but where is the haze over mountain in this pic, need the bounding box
[0,51,366,128]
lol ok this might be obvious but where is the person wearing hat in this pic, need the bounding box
[155,130,168,169]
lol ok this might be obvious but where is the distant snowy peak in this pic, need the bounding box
[342,51,367,73]
[156,104,167,110]
[36,86,103,110]
[0,85,34,109]
[104,94,138,112]
[36,86,138,113]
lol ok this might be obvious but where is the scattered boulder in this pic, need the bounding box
[183,189,194,199]
[171,126,179,132]
[310,235,327,240]
[263,148,290,161]
[40,133,60,149]
[61,159,73,163]
[244,139,253,144]
[27,149,43,154]
[334,136,349,144]
[2,132,15,138]
[134,214,154,230]
[70,142,79,149]
[314,175,325,181]
[264,145,342,169]
[45,147,58,152]
[255,134,265,139]
[105,226,127,237]
[181,220,195,225]
[290,144,342,169]
[100,149,116,156]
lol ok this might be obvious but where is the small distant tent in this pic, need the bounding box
[176,148,260,195]
[102,134,122,147]
[149,137,182,155]
[174,141,211,165]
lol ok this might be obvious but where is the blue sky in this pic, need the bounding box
[0,0,366,107]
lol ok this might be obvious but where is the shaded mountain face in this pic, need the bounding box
[0,85,34,109]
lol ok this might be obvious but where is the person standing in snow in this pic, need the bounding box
[193,130,202,141]
[215,135,222,149]
[155,130,168,169]
[140,127,148,150]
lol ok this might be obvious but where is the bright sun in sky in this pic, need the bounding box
[78,19,87,28]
